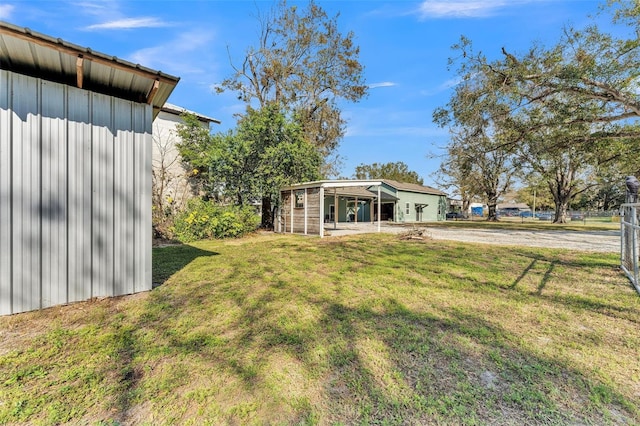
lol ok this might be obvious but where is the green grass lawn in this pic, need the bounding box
[1,233,639,425]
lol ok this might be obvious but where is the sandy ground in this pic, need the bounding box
[323,222,620,253]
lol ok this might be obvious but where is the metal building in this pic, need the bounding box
[0,22,179,315]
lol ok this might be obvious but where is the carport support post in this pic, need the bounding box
[304,188,308,235]
[277,191,282,233]
[290,189,294,234]
[319,186,325,238]
[377,186,381,232]
[355,197,358,223]
[334,189,338,230]
[370,199,374,223]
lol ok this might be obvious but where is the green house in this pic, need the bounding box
[279,179,447,237]
[374,179,448,223]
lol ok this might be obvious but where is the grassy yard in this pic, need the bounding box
[1,233,639,425]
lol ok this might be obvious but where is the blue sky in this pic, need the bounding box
[0,0,610,186]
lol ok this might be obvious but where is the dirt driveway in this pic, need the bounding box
[325,223,620,253]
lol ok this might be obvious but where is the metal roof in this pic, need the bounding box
[0,21,179,118]
[282,179,446,197]
[382,179,447,196]
[281,180,384,191]
[161,102,221,124]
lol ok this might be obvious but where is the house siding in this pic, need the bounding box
[0,70,152,315]
[152,110,212,209]
[281,188,320,234]
[393,191,445,223]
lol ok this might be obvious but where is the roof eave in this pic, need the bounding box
[0,21,180,119]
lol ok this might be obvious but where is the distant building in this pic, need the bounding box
[152,103,220,211]
[496,202,531,216]
[278,179,448,237]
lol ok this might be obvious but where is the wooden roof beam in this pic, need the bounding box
[146,79,160,105]
[76,55,84,89]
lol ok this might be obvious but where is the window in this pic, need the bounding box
[405,202,410,215]
[295,190,304,208]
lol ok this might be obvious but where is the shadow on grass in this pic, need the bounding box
[152,244,219,288]
[129,272,638,425]
[19,235,634,425]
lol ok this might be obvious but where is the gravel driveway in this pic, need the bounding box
[325,223,621,253]
[421,226,620,253]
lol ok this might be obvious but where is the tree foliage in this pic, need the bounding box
[434,55,518,221]
[436,0,640,222]
[177,105,322,229]
[172,199,259,242]
[217,0,367,176]
[354,161,424,185]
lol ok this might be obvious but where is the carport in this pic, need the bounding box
[279,180,384,238]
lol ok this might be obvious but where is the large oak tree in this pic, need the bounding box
[436,1,640,222]
[217,0,367,176]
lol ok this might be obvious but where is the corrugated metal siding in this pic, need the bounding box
[1,68,11,315]
[67,88,92,303]
[0,69,152,315]
[134,105,152,293]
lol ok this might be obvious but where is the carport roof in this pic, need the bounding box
[324,185,399,201]
[0,21,179,119]
[281,180,383,191]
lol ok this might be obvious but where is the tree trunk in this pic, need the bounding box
[486,192,499,221]
[549,171,573,224]
[261,196,273,229]
[461,195,471,218]
[555,200,570,223]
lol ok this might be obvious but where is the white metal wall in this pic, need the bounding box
[0,70,152,315]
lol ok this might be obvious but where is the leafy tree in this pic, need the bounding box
[354,161,424,185]
[515,183,555,212]
[172,113,217,199]
[574,138,640,210]
[434,52,518,221]
[437,1,640,222]
[217,0,367,176]
[431,148,479,215]
[177,104,322,229]
[495,1,640,133]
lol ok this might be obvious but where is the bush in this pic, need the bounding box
[172,199,260,242]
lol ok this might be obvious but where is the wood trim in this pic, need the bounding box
[76,55,84,89]
[146,79,160,105]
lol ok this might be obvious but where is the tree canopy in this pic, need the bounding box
[176,105,321,228]
[217,0,367,176]
[354,161,424,185]
[434,0,640,222]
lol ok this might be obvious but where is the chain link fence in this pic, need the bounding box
[620,203,640,295]
[494,210,621,223]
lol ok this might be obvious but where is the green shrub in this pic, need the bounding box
[172,199,260,242]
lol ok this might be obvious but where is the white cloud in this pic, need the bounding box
[420,77,462,96]
[0,4,15,19]
[417,0,515,19]
[128,30,215,75]
[368,81,397,89]
[85,17,171,30]
[74,2,112,16]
